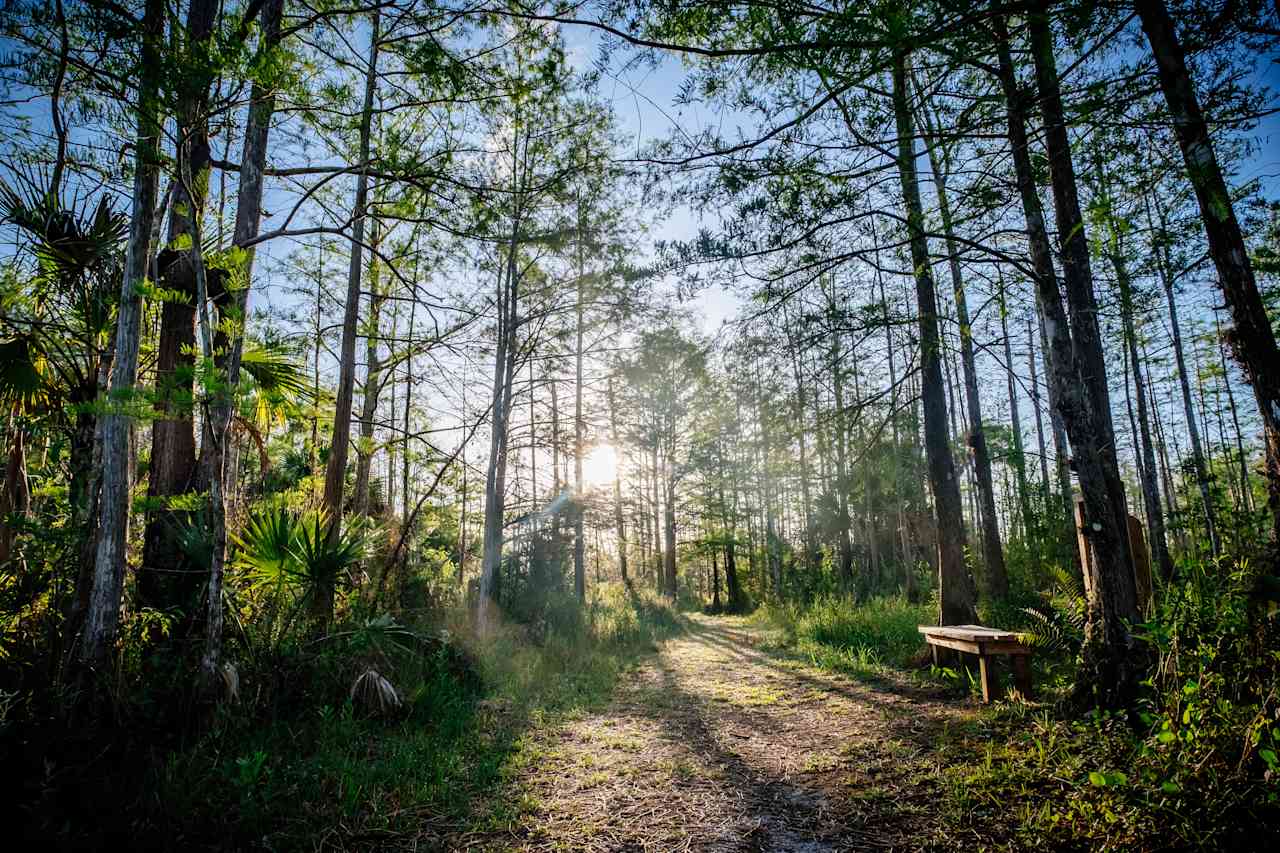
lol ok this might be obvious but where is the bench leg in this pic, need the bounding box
[978,654,994,703]
[1012,654,1032,698]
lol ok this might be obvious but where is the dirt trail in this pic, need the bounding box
[464,614,977,852]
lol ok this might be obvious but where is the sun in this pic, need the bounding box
[581,444,619,490]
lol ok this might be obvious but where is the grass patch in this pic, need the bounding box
[151,583,682,850]
[753,595,932,679]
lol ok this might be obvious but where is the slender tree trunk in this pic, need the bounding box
[891,50,975,626]
[1147,204,1219,554]
[81,0,164,670]
[783,303,818,575]
[319,8,380,621]
[198,0,287,685]
[140,0,220,621]
[354,216,384,518]
[1136,0,1280,542]
[663,464,677,599]
[1027,318,1052,504]
[1000,279,1034,540]
[607,376,628,581]
[573,216,586,599]
[1109,224,1174,580]
[920,123,1007,597]
[827,295,855,589]
[1217,321,1253,516]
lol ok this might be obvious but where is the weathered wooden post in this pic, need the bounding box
[1074,495,1153,615]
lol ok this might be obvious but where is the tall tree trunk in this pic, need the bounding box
[81,0,164,670]
[140,0,220,622]
[1109,222,1174,581]
[827,293,856,589]
[1027,318,1052,504]
[783,303,818,576]
[204,0,287,674]
[607,375,628,581]
[479,245,520,624]
[1217,320,1253,516]
[353,215,384,518]
[919,114,1007,598]
[663,464,677,599]
[319,8,380,621]
[717,431,742,610]
[755,370,783,600]
[1019,7,1144,705]
[1000,279,1034,540]
[573,213,586,599]
[891,50,975,626]
[1149,195,1218,554]
[1136,0,1280,542]
[650,441,661,589]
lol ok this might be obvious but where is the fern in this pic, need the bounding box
[1020,566,1086,654]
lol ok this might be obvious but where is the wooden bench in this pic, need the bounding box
[918,624,1032,703]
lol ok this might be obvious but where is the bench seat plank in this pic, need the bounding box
[918,625,1024,643]
[918,624,1034,702]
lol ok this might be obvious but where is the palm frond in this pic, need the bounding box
[0,336,49,413]
[240,345,312,399]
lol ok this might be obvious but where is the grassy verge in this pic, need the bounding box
[152,583,682,850]
[750,587,1280,850]
[751,595,934,680]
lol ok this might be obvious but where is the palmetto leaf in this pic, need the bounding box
[0,182,126,288]
[289,510,365,590]
[240,345,311,398]
[1020,566,1087,653]
[239,344,313,429]
[233,506,366,596]
[0,336,49,413]
[233,504,299,590]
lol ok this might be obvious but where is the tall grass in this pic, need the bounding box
[756,595,932,677]
[150,583,682,850]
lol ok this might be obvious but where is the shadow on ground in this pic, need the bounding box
[446,613,985,852]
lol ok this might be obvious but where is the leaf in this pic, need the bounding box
[1089,771,1107,787]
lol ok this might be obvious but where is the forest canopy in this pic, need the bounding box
[1,0,1278,848]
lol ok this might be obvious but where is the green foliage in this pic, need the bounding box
[759,594,932,676]
[944,557,1280,849]
[232,505,369,646]
[156,584,682,848]
[1017,566,1087,656]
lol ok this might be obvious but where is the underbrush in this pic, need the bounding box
[14,583,681,851]
[753,595,933,677]
[752,562,1280,849]
[944,559,1280,850]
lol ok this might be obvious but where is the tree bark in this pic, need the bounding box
[320,7,380,621]
[1149,192,1219,555]
[1136,0,1280,543]
[919,109,1007,598]
[354,214,385,517]
[573,207,586,599]
[1018,7,1144,705]
[81,0,164,670]
[194,0,286,688]
[891,50,975,626]
[999,279,1034,540]
[1108,216,1174,581]
[140,0,220,621]
[607,375,628,581]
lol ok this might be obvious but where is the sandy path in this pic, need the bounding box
[456,614,976,852]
